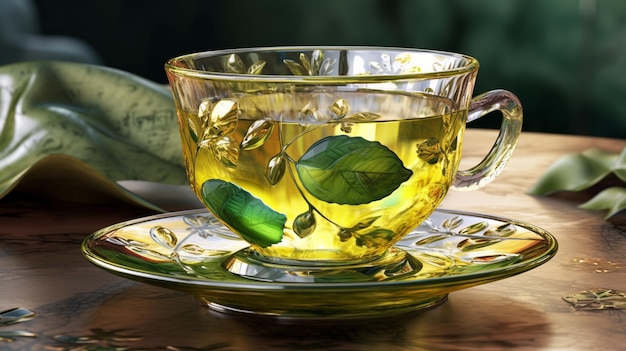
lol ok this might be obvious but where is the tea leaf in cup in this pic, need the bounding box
[201,179,285,247]
[417,138,443,165]
[295,135,413,205]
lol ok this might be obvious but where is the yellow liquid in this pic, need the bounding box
[178,91,466,262]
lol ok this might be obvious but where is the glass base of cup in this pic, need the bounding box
[222,246,423,283]
[195,294,448,320]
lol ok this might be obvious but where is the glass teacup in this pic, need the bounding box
[165,47,522,281]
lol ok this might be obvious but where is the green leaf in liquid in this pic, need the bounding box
[201,179,285,247]
[295,135,413,205]
[417,137,443,165]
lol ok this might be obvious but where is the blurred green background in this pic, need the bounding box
[5,0,626,138]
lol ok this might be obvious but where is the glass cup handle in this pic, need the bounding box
[452,89,523,191]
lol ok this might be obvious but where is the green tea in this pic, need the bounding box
[178,91,465,262]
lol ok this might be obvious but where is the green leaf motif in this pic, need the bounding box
[201,179,285,247]
[295,135,413,205]
[283,59,308,76]
[293,209,316,238]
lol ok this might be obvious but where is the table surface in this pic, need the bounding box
[2,129,626,351]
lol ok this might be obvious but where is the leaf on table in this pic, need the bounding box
[579,187,626,219]
[528,148,626,195]
[529,146,626,219]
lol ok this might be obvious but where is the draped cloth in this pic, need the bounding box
[0,61,188,211]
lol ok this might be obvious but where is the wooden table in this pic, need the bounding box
[1,129,625,350]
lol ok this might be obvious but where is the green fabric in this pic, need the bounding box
[0,61,186,206]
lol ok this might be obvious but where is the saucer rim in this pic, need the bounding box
[82,208,558,291]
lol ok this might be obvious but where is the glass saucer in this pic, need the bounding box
[82,208,557,319]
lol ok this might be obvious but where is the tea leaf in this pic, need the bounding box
[530,146,626,219]
[528,148,624,195]
[579,187,626,218]
[417,138,442,165]
[201,179,285,247]
[295,135,413,205]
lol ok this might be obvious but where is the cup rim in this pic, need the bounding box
[164,46,480,83]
